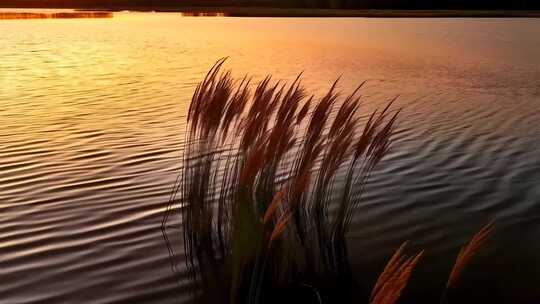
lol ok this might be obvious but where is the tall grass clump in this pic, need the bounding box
[163,58,399,304]
[162,59,493,304]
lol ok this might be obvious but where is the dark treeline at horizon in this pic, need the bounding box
[2,0,540,9]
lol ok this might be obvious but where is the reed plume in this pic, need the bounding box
[368,222,493,304]
[438,222,494,304]
[370,242,424,304]
[164,58,400,303]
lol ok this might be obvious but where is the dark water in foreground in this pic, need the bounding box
[1,12,540,303]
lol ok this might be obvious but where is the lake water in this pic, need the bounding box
[1,12,540,303]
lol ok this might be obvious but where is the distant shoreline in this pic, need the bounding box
[72,8,540,18]
[0,11,112,19]
[2,7,540,18]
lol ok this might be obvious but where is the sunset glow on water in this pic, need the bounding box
[1,11,540,303]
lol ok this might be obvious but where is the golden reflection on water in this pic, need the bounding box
[1,12,540,303]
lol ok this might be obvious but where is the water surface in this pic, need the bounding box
[1,12,540,303]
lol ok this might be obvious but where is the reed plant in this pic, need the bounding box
[162,59,493,304]
[371,222,493,304]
